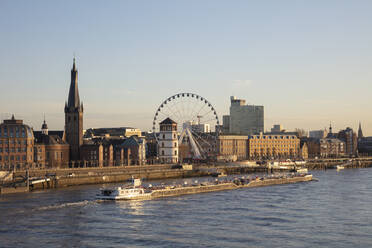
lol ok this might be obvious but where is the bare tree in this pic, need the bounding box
[294,128,308,137]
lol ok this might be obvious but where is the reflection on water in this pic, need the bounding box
[1,169,372,248]
[117,200,145,216]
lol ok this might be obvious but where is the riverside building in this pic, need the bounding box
[158,118,178,163]
[0,115,34,170]
[34,119,70,168]
[248,133,300,159]
[223,96,264,135]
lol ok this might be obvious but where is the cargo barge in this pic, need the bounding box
[97,174,313,201]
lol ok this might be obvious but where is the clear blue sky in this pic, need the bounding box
[1,0,372,134]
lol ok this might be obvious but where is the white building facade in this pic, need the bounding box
[158,118,178,163]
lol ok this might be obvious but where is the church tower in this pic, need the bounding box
[41,117,48,135]
[358,122,364,140]
[64,58,83,161]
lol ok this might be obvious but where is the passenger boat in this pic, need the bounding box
[336,165,345,171]
[96,179,152,200]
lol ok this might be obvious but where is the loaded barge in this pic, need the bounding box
[96,174,313,201]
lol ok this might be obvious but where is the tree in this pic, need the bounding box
[294,128,308,137]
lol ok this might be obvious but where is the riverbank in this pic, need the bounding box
[1,157,371,195]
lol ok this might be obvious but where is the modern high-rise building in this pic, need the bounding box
[338,127,357,156]
[64,58,84,161]
[309,130,327,139]
[224,96,264,135]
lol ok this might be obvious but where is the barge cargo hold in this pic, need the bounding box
[97,174,313,201]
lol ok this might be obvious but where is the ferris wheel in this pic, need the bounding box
[152,93,220,160]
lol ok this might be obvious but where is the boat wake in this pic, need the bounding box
[33,200,97,212]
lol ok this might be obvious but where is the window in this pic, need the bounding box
[163,134,165,139]
[174,142,177,147]
[162,142,164,147]
[0,155,2,161]
[175,150,177,155]
[162,150,164,155]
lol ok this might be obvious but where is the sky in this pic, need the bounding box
[1,0,372,135]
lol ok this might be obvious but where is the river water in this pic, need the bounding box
[1,168,372,248]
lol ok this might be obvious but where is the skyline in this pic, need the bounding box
[1,1,372,134]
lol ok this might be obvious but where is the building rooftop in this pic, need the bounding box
[160,117,177,125]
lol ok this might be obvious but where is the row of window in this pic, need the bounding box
[0,139,30,145]
[0,147,28,153]
[160,150,178,156]
[0,127,27,138]
[161,142,178,147]
[251,136,296,139]
[251,144,298,148]
[0,155,29,161]
[160,134,177,139]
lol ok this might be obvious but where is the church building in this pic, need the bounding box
[64,58,84,161]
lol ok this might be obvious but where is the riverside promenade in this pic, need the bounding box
[1,157,372,195]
